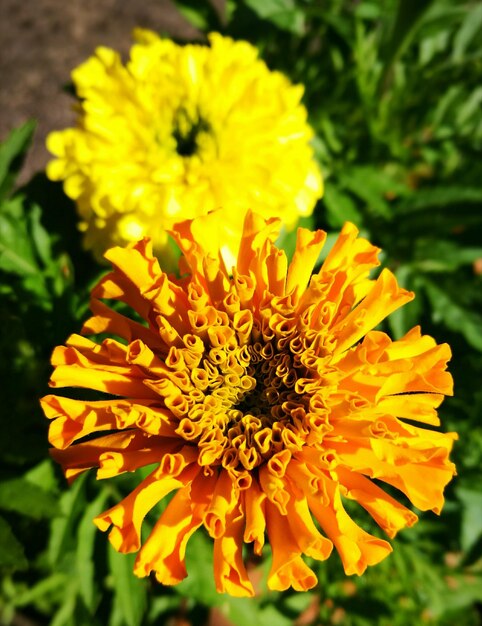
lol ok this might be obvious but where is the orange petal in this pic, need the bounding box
[50,430,156,479]
[284,489,333,560]
[332,269,414,355]
[236,210,281,280]
[375,393,444,426]
[213,506,254,597]
[286,227,326,299]
[266,248,288,297]
[336,467,418,538]
[308,477,392,575]
[82,298,166,353]
[95,460,199,552]
[321,222,380,279]
[331,433,457,513]
[259,464,290,515]
[41,395,175,448]
[266,502,317,592]
[204,471,238,539]
[49,364,158,398]
[134,484,207,584]
[243,479,266,555]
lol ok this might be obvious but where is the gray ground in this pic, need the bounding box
[0,0,202,183]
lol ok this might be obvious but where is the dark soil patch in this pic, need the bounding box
[0,0,201,182]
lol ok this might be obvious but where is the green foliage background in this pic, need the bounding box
[1,1,481,624]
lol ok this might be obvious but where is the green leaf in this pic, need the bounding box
[29,203,54,267]
[337,166,405,219]
[48,474,87,565]
[452,4,482,63]
[0,195,67,306]
[424,280,482,351]
[379,0,434,77]
[175,529,220,606]
[258,604,293,626]
[242,0,305,34]
[24,459,59,492]
[0,120,36,200]
[387,267,424,339]
[12,573,67,608]
[0,478,59,519]
[398,187,482,213]
[76,488,109,611]
[322,182,363,228]
[108,546,147,626]
[355,2,382,21]
[456,487,482,553]
[50,584,77,626]
[456,86,482,128]
[0,515,28,572]
[318,118,343,155]
[412,239,482,272]
[0,196,40,277]
[173,0,222,31]
[430,574,482,618]
[218,598,263,626]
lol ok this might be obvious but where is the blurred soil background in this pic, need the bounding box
[0,0,206,184]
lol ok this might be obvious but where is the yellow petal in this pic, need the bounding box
[266,502,317,591]
[308,480,392,575]
[213,506,254,597]
[134,485,205,584]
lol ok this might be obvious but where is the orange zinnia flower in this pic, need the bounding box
[41,211,457,597]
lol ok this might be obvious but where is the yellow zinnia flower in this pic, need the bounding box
[46,30,322,260]
[41,211,456,597]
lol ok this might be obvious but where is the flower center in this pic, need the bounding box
[172,109,210,157]
[161,314,331,475]
[234,342,301,422]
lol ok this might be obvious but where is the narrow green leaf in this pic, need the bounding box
[258,604,293,626]
[242,0,305,34]
[456,86,482,128]
[12,573,67,608]
[29,203,54,267]
[24,459,59,492]
[431,85,461,127]
[0,515,28,572]
[398,187,482,213]
[175,529,220,606]
[173,0,223,31]
[0,478,59,519]
[429,574,482,618]
[322,183,363,228]
[0,197,39,276]
[0,120,36,200]
[424,280,482,351]
[76,488,109,611]
[379,0,434,78]
[456,488,482,553]
[318,118,343,154]
[219,597,266,626]
[0,195,61,305]
[412,239,482,272]
[50,584,77,626]
[108,546,147,626]
[452,4,482,62]
[338,167,404,219]
[48,474,87,565]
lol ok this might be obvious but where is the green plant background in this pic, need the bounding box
[1,1,481,624]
